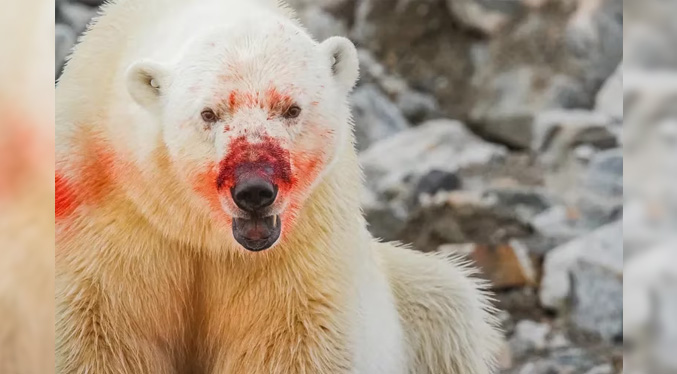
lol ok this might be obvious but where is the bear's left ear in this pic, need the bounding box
[320,37,359,93]
[126,60,171,109]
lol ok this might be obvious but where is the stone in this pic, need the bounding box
[471,68,588,148]
[539,221,622,340]
[395,89,440,124]
[444,0,522,35]
[565,0,623,100]
[532,109,617,204]
[577,148,623,228]
[361,119,507,195]
[360,120,507,241]
[350,84,409,152]
[412,169,461,199]
[509,320,551,358]
[55,24,76,79]
[401,191,533,252]
[595,63,622,121]
[471,241,537,289]
[570,261,623,341]
[60,1,97,34]
[514,348,600,374]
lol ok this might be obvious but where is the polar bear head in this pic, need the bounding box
[126,14,358,252]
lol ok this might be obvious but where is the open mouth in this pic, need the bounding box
[232,214,282,251]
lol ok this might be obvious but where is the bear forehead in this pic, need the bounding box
[176,26,326,95]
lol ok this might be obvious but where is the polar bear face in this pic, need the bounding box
[126,19,358,252]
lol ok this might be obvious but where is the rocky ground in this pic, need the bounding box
[56,0,667,373]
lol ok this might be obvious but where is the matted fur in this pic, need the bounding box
[56,0,502,373]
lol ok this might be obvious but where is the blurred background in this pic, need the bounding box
[1,0,54,373]
[0,0,660,372]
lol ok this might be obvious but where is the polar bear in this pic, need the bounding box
[55,0,501,373]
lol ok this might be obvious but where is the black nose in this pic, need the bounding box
[231,177,278,213]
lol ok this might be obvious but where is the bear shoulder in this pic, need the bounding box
[375,242,503,374]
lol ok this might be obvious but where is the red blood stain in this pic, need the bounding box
[55,173,78,219]
[216,135,294,193]
[225,86,295,118]
[55,139,117,221]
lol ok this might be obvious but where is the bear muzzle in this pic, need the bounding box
[229,174,282,251]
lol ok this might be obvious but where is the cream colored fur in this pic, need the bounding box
[56,0,502,373]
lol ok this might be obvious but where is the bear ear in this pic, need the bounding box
[320,37,359,93]
[126,60,171,108]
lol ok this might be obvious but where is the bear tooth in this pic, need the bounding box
[272,215,277,226]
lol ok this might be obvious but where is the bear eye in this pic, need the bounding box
[283,105,302,119]
[201,108,219,123]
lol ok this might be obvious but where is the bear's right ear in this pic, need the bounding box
[126,60,171,108]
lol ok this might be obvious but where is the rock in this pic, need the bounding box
[471,68,588,148]
[361,119,507,194]
[76,0,105,7]
[395,89,440,124]
[595,63,622,121]
[584,364,614,374]
[513,348,601,374]
[441,240,537,289]
[532,109,617,203]
[577,148,623,228]
[570,259,623,341]
[55,24,76,79]
[352,0,481,120]
[60,2,97,34]
[565,0,623,100]
[412,169,461,199]
[530,205,587,250]
[360,120,507,240]
[444,0,522,35]
[401,190,533,252]
[509,320,551,358]
[350,84,409,152]
[539,221,622,339]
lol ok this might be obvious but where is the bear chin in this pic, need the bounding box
[232,214,282,251]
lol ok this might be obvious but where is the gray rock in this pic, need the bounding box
[400,190,534,251]
[539,221,622,340]
[471,68,588,149]
[532,109,617,204]
[509,320,551,358]
[444,0,522,35]
[570,259,623,341]
[531,206,587,250]
[350,84,409,152]
[55,23,76,79]
[595,63,623,121]
[60,1,97,34]
[513,348,600,374]
[360,119,507,241]
[577,149,623,228]
[565,0,623,100]
[76,0,105,7]
[395,89,440,124]
[412,169,461,199]
[361,119,506,196]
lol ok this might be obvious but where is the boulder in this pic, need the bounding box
[539,221,622,340]
[360,120,507,240]
[350,84,409,152]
